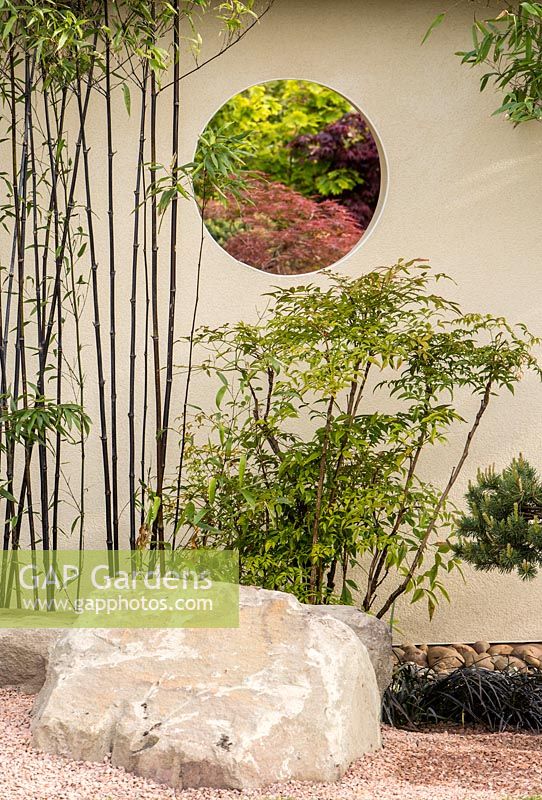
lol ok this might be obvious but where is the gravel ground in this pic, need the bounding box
[1,688,541,800]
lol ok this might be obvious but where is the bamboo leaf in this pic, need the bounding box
[422,12,446,45]
[208,476,217,504]
[122,83,131,116]
[2,15,17,39]
[215,384,227,408]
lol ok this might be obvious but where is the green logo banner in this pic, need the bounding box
[0,550,239,628]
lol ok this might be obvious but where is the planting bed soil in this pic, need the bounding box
[1,688,542,800]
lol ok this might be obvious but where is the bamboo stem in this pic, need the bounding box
[140,165,151,528]
[41,82,65,552]
[159,0,181,523]
[2,46,22,550]
[104,1,119,550]
[149,1,164,550]
[76,77,114,553]
[66,227,87,553]
[172,178,207,546]
[129,66,148,550]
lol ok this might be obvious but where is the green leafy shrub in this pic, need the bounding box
[425,3,542,124]
[454,457,542,580]
[170,261,540,616]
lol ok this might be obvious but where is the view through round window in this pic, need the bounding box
[195,80,382,275]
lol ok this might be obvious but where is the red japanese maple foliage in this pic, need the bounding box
[289,112,381,229]
[204,178,364,275]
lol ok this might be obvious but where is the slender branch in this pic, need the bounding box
[159,3,274,91]
[247,377,282,457]
[363,389,433,611]
[309,393,335,602]
[376,379,494,619]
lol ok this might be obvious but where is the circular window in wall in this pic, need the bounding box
[195,80,382,276]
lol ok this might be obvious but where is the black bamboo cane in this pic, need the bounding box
[129,65,148,551]
[104,0,119,551]
[149,1,164,551]
[76,76,114,554]
[172,177,207,545]
[160,0,181,507]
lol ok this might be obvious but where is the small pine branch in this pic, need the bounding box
[455,456,542,580]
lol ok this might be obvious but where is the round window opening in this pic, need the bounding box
[195,80,382,276]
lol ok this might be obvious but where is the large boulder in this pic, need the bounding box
[0,628,60,693]
[311,605,393,695]
[32,586,380,790]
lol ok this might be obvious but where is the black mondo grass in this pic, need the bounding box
[382,664,440,730]
[382,663,542,733]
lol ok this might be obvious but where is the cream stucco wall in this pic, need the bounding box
[28,0,542,643]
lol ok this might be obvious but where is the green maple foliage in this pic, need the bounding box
[170,262,541,614]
